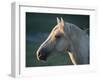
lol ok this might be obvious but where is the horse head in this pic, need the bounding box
[36,17,89,64]
[36,17,71,61]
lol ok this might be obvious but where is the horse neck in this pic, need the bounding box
[64,22,84,43]
[65,23,89,63]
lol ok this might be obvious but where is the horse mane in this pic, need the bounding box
[64,22,89,64]
[64,22,88,37]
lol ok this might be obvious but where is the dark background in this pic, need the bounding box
[26,12,89,67]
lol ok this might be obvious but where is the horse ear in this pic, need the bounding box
[60,17,64,28]
[57,17,60,24]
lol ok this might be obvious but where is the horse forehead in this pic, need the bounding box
[51,27,65,36]
[53,26,59,31]
[52,25,59,31]
[47,26,59,39]
[49,24,65,37]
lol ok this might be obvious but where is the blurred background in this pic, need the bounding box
[26,12,89,67]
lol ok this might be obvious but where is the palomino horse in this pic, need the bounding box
[36,17,89,65]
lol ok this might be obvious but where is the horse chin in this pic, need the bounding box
[40,60,47,63]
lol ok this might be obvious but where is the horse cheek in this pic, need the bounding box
[56,39,67,51]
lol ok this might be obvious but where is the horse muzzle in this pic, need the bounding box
[36,48,49,61]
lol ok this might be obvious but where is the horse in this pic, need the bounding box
[36,17,89,65]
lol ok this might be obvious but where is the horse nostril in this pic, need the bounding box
[38,51,41,57]
[37,48,46,57]
[37,50,43,61]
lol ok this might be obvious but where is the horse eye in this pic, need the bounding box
[55,34,61,39]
